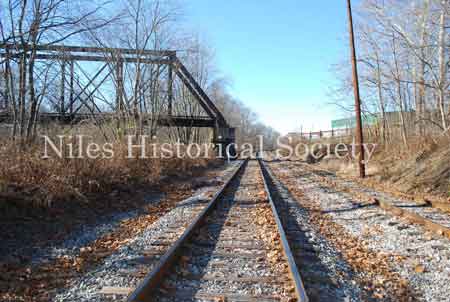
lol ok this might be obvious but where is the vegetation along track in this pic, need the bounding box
[127,159,309,302]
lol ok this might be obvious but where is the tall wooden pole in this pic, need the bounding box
[346,0,366,178]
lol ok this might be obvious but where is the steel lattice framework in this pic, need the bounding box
[0,43,235,145]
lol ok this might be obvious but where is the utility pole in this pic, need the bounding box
[346,0,366,178]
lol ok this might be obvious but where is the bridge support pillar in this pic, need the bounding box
[60,60,66,118]
[213,127,236,159]
[167,63,173,115]
[69,60,74,115]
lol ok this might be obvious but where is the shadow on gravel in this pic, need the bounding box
[0,162,227,267]
[306,168,336,178]
[269,164,384,302]
[395,204,431,208]
[320,203,377,214]
[174,197,210,208]
[263,168,359,302]
[0,188,163,264]
[306,168,432,211]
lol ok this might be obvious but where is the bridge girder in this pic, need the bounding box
[0,43,234,146]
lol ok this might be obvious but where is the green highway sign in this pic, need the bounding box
[331,115,377,129]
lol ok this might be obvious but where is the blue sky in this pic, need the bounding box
[184,0,357,134]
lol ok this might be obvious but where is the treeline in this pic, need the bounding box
[0,0,278,146]
[332,0,449,147]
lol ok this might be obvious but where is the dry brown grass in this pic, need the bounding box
[313,133,450,197]
[281,128,450,196]
[0,140,218,208]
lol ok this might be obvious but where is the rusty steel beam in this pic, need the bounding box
[173,57,227,126]
[157,116,215,128]
[173,68,217,119]
[60,60,66,115]
[0,43,235,146]
[167,63,173,115]
[0,52,171,64]
[0,43,175,57]
[0,112,215,127]
[69,60,74,114]
[67,63,109,113]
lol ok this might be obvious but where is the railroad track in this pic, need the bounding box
[127,159,309,302]
[275,161,450,240]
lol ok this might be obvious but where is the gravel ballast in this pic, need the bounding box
[263,162,363,301]
[270,161,450,302]
[53,162,240,301]
[29,193,163,265]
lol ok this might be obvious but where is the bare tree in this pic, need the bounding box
[331,0,449,147]
[1,0,113,142]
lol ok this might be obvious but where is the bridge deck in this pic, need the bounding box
[0,112,216,128]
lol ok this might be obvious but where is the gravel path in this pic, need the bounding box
[53,161,240,301]
[270,161,450,302]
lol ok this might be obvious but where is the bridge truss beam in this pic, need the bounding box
[0,43,234,146]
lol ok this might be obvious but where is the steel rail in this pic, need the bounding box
[258,159,309,302]
[297,163,450,241]
[127,159,248,302]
